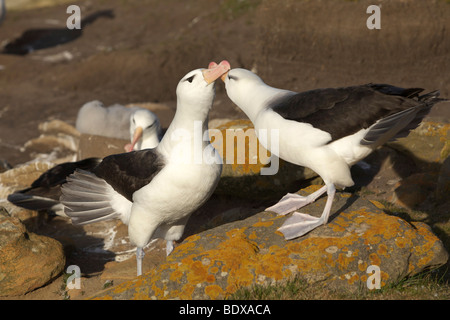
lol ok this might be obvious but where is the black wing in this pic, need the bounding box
[92,149,166,201]
[31,157,102,188]
[7,157,101,211]
[271,84,426,141]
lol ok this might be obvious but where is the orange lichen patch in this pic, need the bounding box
[186,261,209,283]
[395,237,409,248]
[422,122,450,138]
[252,220,274,228]
[169,268,183,282]
[248,231,258,240]
[209,266,219,274]
[336,252,356,271]
[358,260,368,272]
[410,222,441,268]
[377,244,390,258]
[179,284,195,300]
[369,253,381,266]
[300,184,324,194]
[369,200,385,210]
[205,285,224,300]
[169,235,202,260]
[381,271,389,282]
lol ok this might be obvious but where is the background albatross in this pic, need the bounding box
[61,61,231,276]
[223,68,446,240]
[7,108,161,217]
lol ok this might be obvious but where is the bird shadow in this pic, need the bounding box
[1,9,114,55]
[22,212,116,276]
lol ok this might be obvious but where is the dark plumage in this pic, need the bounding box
[92,149,166,202]
[7,157,101,213]
[270,84,441,143]
[2,10,114,55]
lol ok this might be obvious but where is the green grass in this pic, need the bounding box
[229,269,450,300]
[219,0,262,19]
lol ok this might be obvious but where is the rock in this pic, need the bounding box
[0,162,56,216]
[389,173,438,209]
[436,156,450,202]
[362,121,450,209]
[90,186,448,300]
[0,208,65,297]
[0,160,12,173]
[23,120,80,165]
[210,119,318,200]
[389,122,449,170]
[77,134,129,160]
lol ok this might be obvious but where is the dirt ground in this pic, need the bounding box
[0,0,449,300]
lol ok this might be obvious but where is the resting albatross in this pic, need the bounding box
[124,108,162,152]
[223,68,445,240]
[61,61,231,276]
[7,108,161,217]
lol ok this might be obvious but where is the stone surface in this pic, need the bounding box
[0,208,65,297]
[0,162,56,216]
[77,134,129,160]
[90,186,448,300]
[360,122,450,209]
[389,122,449,170]
[436,156,450,203]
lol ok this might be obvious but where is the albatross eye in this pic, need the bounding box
[228,74,238,81]
[186,75,195,83]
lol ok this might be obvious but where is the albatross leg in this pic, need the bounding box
[278,184,336,240]
[166,240,174,256]
[266,185,327,216]
[136,247,145,276]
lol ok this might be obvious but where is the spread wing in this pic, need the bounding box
[61,149,166,225]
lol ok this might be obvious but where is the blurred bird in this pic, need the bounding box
[2,9,114,55]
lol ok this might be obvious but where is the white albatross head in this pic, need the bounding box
[125,109,162,151]
[175,60,231,115]
[222,68,293,121]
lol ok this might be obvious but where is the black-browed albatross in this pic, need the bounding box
[61,61,231,276]
[125,108,162,152]
[223,68,446,240]
[7,108,162,217]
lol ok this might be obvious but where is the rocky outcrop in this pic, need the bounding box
[90,186,448,300]
[358,122,450,210]
[0,208,65,297]
[1,114,448,299]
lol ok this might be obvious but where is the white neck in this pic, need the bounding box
[157,102,211,159]
[135,133,160,150]
[237,83,293,121]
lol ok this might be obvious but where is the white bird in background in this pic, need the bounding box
[76,101,141,140]
[7,109,162,217]
[61,61,231,276]
[124,109,162,152]
[223,68,445,240]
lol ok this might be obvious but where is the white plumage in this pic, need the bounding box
[61,61,231,276]
[223,68,444,240]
